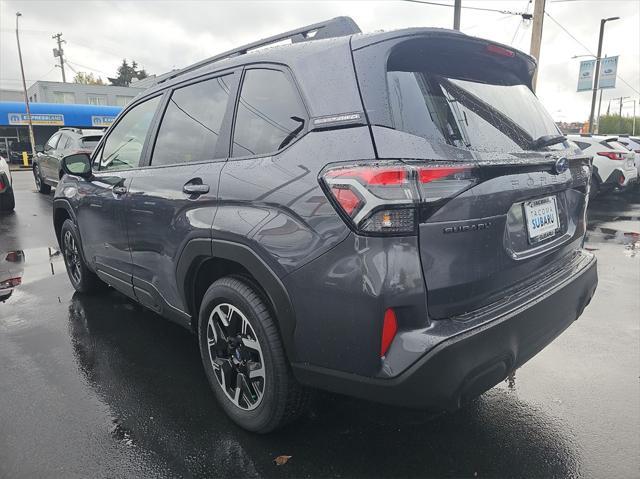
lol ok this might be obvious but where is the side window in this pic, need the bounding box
[45,133,61,151]
[99,96,161,171]
[574,141,590,150]
[60,136,74,151]
[151,75,233,166]
[232,69,307,158]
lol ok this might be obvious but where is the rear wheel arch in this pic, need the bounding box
[178,239,298,362]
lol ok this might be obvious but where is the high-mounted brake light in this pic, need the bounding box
[321,161,477,235]
[597,151,624,160]
[486,44,515,58]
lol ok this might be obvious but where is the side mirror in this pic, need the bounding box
[62,153,92,179]
[35,145,44,154]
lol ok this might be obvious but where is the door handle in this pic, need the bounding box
[183,183,210,195]
[113,185,127,195]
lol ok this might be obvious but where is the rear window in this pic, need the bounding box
[385,40,560,154]
[80,136,102,150]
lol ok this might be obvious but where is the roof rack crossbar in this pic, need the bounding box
[157,16,360,85]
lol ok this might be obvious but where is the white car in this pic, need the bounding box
[0,155,15,212]
[615,136,640,179]
[0,250,25,303]
[568,135,638,197]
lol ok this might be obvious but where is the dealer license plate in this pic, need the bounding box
[524,195,560,244]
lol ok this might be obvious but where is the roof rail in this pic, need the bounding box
[157,16,361,85]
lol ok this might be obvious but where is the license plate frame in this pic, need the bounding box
[523,195,560,245]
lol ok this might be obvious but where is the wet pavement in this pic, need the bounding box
[1,170,639,478]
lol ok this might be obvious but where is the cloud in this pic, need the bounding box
[1,0,638,121]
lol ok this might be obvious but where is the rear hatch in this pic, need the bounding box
[353,31,591,318]
[597,138,636,171]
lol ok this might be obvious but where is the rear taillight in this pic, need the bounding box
[597,151,624,160]
[321,161,476,235]
[0,277,21,289]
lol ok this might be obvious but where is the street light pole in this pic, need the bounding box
[15,12,36,159]
[588,17,619,134]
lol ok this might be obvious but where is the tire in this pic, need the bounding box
[0,188,15,212]
[198,276,309,433]
[60,219,105,293]
[589,175,600,200]
[34,164,51,194]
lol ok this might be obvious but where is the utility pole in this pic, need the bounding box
[529,0,546,91]
[15,12,36,159]
[588,17,619,133]
[52,32,66,82]
[606,96,629,133]
[617,96,629,132]
[453,0,461,30]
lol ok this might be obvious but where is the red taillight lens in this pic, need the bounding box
[597,151,624,160]
[326,167,408,185]
[380,308,398,357]
[0,178,5,192]
[321,161,477,235]
[330,186,362,215]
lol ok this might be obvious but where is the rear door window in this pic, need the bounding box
[231,68,307,157]
[151,75,234,166]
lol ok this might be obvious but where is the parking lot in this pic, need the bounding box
[1,170,638,478]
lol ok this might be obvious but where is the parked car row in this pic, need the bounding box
[568,134,639,198]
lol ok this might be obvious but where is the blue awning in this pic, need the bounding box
[0,101,122,128]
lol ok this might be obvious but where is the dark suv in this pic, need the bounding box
[52,17,598,433]
[34,128,103,194]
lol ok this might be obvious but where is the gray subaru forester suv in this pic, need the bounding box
[52,17,597,432]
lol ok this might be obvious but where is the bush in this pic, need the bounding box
[598,115,640,135]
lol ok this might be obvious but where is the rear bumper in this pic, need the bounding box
[293,251,597,409]
[605,167,638,188]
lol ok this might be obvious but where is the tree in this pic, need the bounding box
[73,71,104,85]
[108,59,149,87]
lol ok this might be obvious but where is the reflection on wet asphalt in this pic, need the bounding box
[1,172,639,478]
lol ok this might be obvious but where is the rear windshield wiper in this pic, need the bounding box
[530,134,566,150]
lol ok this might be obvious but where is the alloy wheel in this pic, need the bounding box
[206,303,266,411]
[63,230,82,284]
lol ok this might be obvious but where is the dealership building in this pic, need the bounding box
[0,101,122,161]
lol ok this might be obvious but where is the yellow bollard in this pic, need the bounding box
[22,151,29,167]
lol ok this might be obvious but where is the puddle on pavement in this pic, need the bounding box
[0,246,63,304]
[585,226,640,257]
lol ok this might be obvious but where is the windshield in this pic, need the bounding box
[387,71,560,153]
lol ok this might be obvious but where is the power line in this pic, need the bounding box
[401,0,531,16]
[65,59,111,77]
[544,12,640,95]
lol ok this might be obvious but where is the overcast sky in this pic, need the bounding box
[1,0,638,121]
